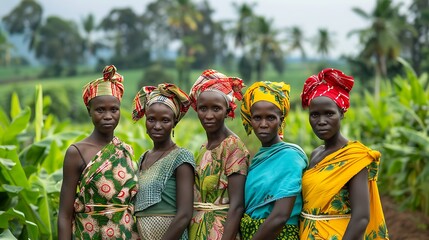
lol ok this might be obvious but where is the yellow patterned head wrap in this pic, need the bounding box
[82,65,124,106]
[132,83,190,123]
[241,81,290,136]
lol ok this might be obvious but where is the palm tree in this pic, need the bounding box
[81,13,96,61]
[166,0,203,90]
[232,2,257,82]
[250,16,284,81]
[409,0,429,74]
[231,4,283,81]
[286,26,306,60]
[349,0,414,99]
[233,2,257,48]
[315,28,334,59]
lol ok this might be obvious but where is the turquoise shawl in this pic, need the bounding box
[244,142,308,225]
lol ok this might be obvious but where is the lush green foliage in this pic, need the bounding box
[0,86,85,239]
[346,58,429,215]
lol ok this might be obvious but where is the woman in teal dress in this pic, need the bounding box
[240,81,308,240]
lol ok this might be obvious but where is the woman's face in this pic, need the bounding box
[145,103,175,143]
[309,96,343,141]
[250,101,284,147]
[196,91,229,134]
[88,95,120,134]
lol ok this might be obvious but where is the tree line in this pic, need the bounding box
[1,0,429,93]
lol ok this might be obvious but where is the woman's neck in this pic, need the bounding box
[89,131,114,145]
[324,133,348,151]
[153,139,175,151]
[205,126,231,150]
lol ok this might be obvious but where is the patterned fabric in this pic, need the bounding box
[301,68,354,112]
[189,135,250,240]
[72,137,139,239]
[241,81,291,136]
[132,83,191,122]
[243,142,307,226]
[300,141,389,240]
[137,216,189,240]
[240,214,299,240]
[189,69,245,118]
[82,65,124,106]
[134,147,195,212]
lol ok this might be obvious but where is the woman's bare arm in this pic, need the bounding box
[251,197,296,240]
[343,168,370,240]
[221,173,246,240]
[58,146,84,240]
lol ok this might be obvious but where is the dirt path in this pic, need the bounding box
[381,195,429,240]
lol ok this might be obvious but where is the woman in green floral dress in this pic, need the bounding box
[58,65,139,239]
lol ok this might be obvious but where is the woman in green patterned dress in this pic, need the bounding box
[132,83,195,239]
[188,69,250,240]
[58,65,139,239]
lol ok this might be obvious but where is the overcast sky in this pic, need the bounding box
[1,0,412,58]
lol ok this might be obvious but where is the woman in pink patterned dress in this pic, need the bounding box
[58,65,139,239]
[188,69,250,240]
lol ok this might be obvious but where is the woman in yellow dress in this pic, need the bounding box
[299,68,389,239]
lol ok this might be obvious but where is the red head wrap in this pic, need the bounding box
[301,68,354,112]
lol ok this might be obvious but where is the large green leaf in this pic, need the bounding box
[1,107,31,144]
[19,130,83,168]
[0,208,25,228]
[41,141,62,174]
[34,84,44,142]
[10,92,21,119]
[29,175,52,238]
[0,108,9,135]
[0,208,39,239]
[21,220,39,240]
[0,157,16,170]
[2,184,24,194]
[0,146,29,188]
[0,229,17,239]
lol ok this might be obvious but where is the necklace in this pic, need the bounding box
[141,143,177,170]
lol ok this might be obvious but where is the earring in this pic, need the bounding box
[172,129,175,137]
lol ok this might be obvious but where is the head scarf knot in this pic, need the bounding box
[189,69,245,118]
[132,83,190,123]
[241,81,291,137]
[301,68,354,112]
[82,65,124,106]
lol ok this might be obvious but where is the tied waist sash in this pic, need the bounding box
[301,212,351,221]
[77,204,132,215]
[193,202,229,211]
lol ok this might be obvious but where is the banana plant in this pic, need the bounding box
[0,85,84,239]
